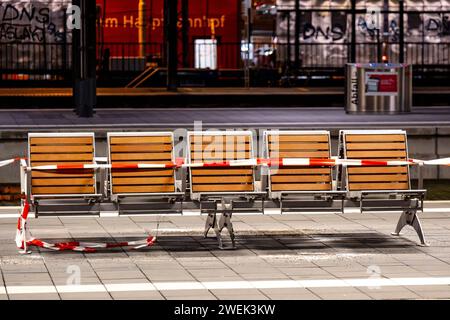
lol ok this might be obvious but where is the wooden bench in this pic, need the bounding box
[24,132,102,216]
[263,130,345,213]
[187,131,264,248]
[107,132,184,214]
[338,130,427,245]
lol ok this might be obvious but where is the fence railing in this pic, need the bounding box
[1,41,449,79]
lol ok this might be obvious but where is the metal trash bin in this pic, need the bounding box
[345,63,412,114]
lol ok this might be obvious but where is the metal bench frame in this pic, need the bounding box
[263,130,346,214]
[337,129,428,246]
[106,131,185,215]
[187,130,265,249]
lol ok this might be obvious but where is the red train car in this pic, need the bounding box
[96,0,241,70]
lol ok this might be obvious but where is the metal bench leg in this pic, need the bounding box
[219,211,235,249]
[204,212,219,237]
[203,202,223,248]
[392,210,429,246]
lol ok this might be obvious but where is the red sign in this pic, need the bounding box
[366,72,398,94]
[96,0,240,69]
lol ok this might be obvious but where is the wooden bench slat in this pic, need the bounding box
[112,169,174,177]
[31,145,93,153]
[32,186,95,194]
[112,185,175,193]
[269,151,330,158]
[32,178,94,186]
[30,162,94,167]
[348,167,408,174]
[271,183,332,191]
[268,135,329,142]
[31,154,94,161]
[271,175,331,183]
[113,177,175,185]
[191,143,251,152]
[30,137,93,145]
[190,153,251,161]
[191,169,253,176]
[192,184,254,192]
[345,142,406,150]
[110,160,175,165]
[111,153,172,161]
[348,174,408,182]
[193,176,253,183]
[349,182,409,190]
[268,142,329,151]
[110,144,173,152]
[270,168,331,175]
[191,136,250,143]
[110,136,172,144]
[345,134,405,142]
[32,171,93,178]
[346,150,407,158]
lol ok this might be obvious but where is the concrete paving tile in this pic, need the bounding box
[315,292,372,300]
[365,290,422,300]
[265,293,321,300]
[50,277,103,286]
[166,294,217,300]
[8,293,60,300]
[59,292,113,300]
[414,291,450,299]
[110,291,165,300]
[212,292,269,300]
[96,270,146,280]
[160,289,214,298]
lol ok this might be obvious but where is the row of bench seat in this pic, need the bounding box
[21,130,427,249]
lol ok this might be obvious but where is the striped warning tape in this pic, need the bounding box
[0,157,439,171]
[15,198,157,253]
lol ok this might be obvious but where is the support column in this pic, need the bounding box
[73,0,96,118]
[294,0,300,69]
[181,0,189,68]
[165,0,178,91]
[350,0,356,63]
[399,0,405,63]
[138,0,147,58]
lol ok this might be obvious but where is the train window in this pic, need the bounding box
[195,39,218,70]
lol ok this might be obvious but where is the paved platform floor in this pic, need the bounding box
[1,107,450,130]
[1,205,450,300]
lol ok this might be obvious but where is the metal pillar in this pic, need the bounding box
[350,0,356,63]
[73,0,96,118]
[294,0,300,69]
[286,12,291,68]
[165,0,178,91]
[138,0,147,58]
[181,0,189,68]
[399,0,405,63]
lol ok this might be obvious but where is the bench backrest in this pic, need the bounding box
[341,130,410,191]
[28,133,96,196]
[188,131,255,194]
[107,132,176,195]
[264,131,333,193]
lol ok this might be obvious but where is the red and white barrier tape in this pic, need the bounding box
[423,157,450,166]
[15,199,157,253]
[259,158,420,167]
[4,156,450,171]
[25,236,156,253]
[0,157,22,168]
